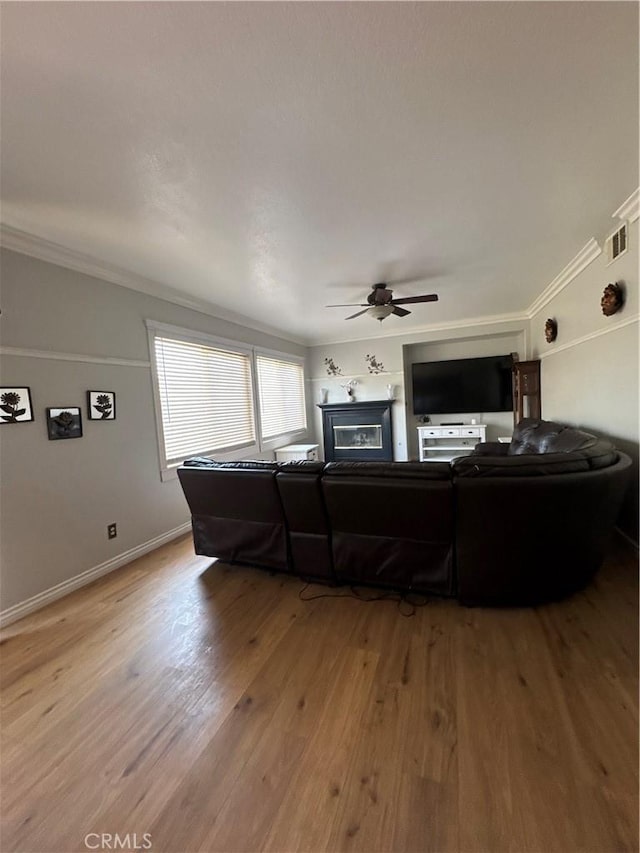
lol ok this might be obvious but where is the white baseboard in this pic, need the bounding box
[0,522,191,628]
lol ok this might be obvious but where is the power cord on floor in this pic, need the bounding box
[297,583,430,617]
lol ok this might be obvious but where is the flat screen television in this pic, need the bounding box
[412,355,513,415]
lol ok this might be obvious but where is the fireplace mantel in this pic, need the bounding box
[317,400,394,462]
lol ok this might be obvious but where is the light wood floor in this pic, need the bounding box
[1,536,638,853]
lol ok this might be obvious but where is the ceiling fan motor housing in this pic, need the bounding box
[368,283,394,305]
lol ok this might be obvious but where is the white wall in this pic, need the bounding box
[529,213,639,542]
[0,249,309,615]
[308,319,529,461]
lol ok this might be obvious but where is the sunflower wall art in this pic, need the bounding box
[87,391,116,420]
[0,387,34,424]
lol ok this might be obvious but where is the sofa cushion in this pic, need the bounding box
[452,452,591,477]
[324,460,451,480]
[510,418,593,454]
[277,460,325,474]
[182,457,280,470]
[507,419,617,468]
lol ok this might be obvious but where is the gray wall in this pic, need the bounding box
[403,331,524,459]
[0,249,309,612]
[530,218,639,543]
[308,319,529,461]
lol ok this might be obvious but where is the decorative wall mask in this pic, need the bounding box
[324,357,342,376]
[365,353,385,374]
[0,387,34,424]
[601,282,624,316]
[544,318,558,343]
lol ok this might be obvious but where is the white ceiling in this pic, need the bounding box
[1,2,638,344]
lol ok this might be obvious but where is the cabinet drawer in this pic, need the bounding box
[421,428,441,438]
[461,427,481,437]
[441,427,461,437]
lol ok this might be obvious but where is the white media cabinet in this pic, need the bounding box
[417,424,487,462]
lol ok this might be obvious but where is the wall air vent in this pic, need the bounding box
[605,222,628,265]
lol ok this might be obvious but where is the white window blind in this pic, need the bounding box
[256,354,307,440]
[154,335,256,464]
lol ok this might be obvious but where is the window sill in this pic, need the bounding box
[160,442,263,482]
[260,429,309,453]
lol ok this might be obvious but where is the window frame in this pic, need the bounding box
[146,320,307,480]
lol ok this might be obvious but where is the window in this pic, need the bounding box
[147,321,307,477]
[256,353,307,441]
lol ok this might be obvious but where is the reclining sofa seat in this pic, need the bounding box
[321,461,454,595]
[274,461,334,583]
[178,459,291,572]
[452,419,631,605]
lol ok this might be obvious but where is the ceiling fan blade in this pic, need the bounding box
[345,308,370,320]
[392,306,411,317]
[390,294,439,306]
[326,303,368,308]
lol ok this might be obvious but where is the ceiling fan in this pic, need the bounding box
[327,282,439,322]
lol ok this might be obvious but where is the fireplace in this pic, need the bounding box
[318,400,394,461]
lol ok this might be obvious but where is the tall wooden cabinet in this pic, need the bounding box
[512,359,541,425]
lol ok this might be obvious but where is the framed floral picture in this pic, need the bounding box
[0,387,34,424]
[87,391,116,420]
[47,407,83,440]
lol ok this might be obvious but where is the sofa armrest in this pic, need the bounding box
[472,441,509,457]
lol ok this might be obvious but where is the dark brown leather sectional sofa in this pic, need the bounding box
[177,419,631,606]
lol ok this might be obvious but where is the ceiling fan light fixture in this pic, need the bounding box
[368,304,394,322]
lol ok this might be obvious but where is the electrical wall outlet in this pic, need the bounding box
[107,523,117,540]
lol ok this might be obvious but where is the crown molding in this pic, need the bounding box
[526,238,602,319]
[308,311,529,348]
[612,187,640,223]
[0,224,307,347]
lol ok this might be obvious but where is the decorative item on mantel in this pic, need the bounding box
[340,379,358,402]
[386,384,395,400]
[601,282,624,316]
[544,318,558,343]
[319,388,329,404]
[324,357,343,376]
[365,353,385,374]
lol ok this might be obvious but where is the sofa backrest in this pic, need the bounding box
[321,461,454,595]
[275,462,334,583]
[454,452,632,605]
[177,460,289,571]
[452,452,592,477]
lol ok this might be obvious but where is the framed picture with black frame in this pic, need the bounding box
[87,390,116,420]
[46,407,83,440]
[0,387,34,424]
